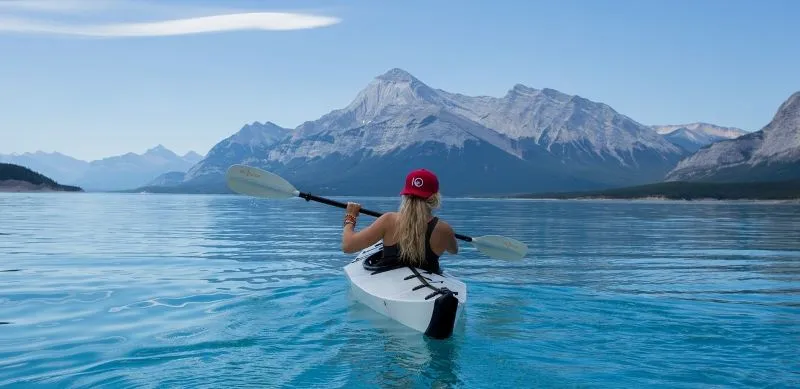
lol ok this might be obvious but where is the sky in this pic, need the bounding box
[0,0,798,161]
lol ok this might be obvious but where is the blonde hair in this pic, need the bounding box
[395,192,441,267]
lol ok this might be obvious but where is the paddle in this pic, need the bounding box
[225,164,528,261]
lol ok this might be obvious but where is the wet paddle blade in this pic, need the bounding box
[470,235,528,261]
[226,164,300,199]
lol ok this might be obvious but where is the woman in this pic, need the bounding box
[341,168,458,274]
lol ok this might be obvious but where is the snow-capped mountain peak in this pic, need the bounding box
[342,68,441,119]
[504,84,568,101]
[654,122,747,138]
[375,67,421,83]
[652,122,749,152]
[438,81,681,163]
[230,121,291,147]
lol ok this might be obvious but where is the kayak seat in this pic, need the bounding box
[362,249,407,275]
[362,247,454,295]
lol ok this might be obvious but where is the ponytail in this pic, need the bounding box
[395,192,441,266]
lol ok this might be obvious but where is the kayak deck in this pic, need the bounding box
[343,241,467,338]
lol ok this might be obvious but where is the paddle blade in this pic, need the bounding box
[470,235,528,261]
[225,164,299,199]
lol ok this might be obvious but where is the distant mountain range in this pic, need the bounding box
[0,151,90,185]
[149,68,713,196]
[0,145,203,191]
[652,123,748,152]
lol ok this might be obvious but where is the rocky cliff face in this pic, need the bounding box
[666,92,800,182]
[183,121,291,185]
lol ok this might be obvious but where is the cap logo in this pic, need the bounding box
[412,177,424,188]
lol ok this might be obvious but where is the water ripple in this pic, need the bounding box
[0,194,798,388]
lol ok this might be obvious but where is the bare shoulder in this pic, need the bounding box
[380,212,398,222]
[435,218,455,235]
[375,212,398,227]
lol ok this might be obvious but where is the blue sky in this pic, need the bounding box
[1,0,798,161]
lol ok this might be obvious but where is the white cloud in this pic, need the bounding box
[0,12,340,36]
[0,0,341,37]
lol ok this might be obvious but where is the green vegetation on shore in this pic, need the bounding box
[514,180,800,200]
[0,163,83,192]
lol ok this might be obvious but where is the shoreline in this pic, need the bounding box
[492,196,800,204]
[0,180,82,193]
[1,190,798,204]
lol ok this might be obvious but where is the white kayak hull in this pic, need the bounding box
[343,241,467,339]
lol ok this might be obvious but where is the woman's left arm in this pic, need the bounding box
[341,202,388,253]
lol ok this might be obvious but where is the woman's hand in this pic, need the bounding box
[343,202,361,229]
[346,202,361,217]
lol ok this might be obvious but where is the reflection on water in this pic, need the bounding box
[0,193,798,388]
[341,301,463,389]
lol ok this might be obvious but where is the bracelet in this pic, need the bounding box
[343,214,357,227]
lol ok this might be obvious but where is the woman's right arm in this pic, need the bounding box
[444,222,458,254]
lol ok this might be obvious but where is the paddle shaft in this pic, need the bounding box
[297,192,473,242]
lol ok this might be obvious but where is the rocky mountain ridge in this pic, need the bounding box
[665,91,800,182]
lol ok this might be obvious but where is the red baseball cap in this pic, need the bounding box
[400,168,439,199]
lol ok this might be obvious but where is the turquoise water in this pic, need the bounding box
[1,193,798,388]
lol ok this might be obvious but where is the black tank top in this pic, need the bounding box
[381,217,442,274]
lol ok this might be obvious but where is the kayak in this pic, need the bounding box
[343,240,467,339]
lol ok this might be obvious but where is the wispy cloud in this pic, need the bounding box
[0,13,341,36]
[0,0,341,37]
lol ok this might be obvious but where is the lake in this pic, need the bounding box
[1,193,798,388]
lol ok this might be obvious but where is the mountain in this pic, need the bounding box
[665,91,800,182]
[438,84,681,160]
[652,123,748,152]
[74,145,202,191]
[0,146,204,191]
[436,83,688,186]
[0,151,90,184]
[168,68,689,195]
[182,151,204,165]
[183,121,292,187]
[145,171,186,187]
[0,163,82,192]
